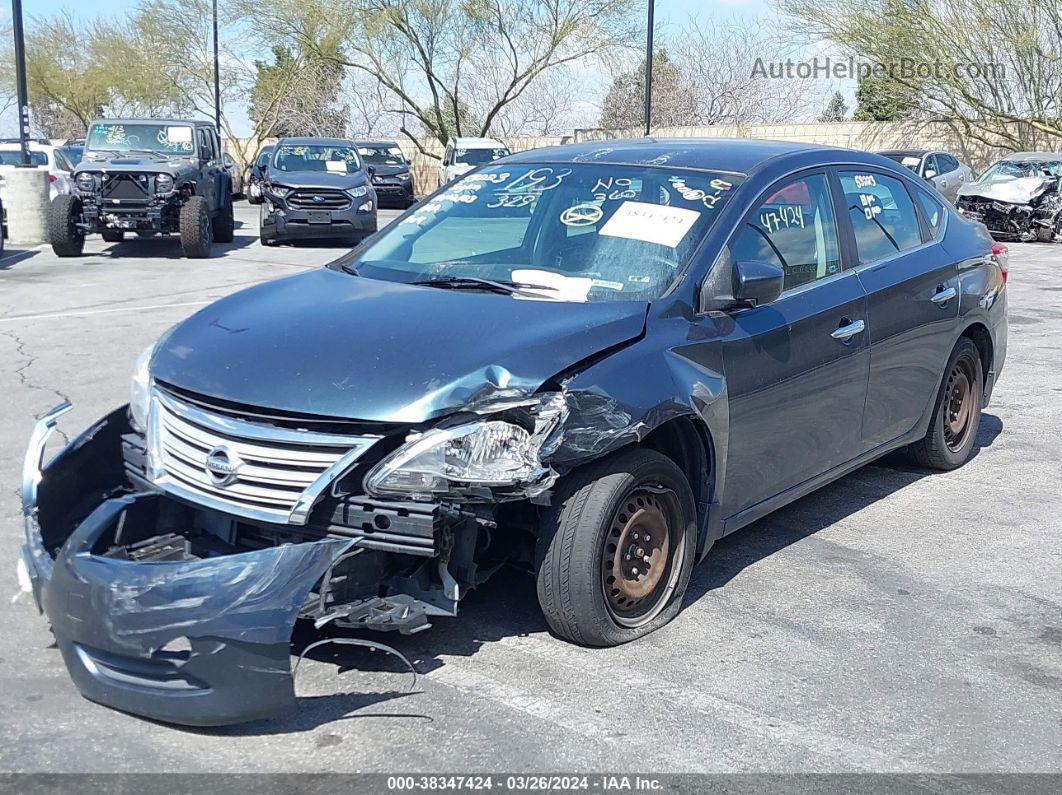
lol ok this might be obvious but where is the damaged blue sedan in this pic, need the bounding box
[21,139,1008,725]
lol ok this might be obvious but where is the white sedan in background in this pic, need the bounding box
[0,140,76,207]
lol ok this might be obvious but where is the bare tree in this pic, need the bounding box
[776,0,1062,149]
[667,17,822,126]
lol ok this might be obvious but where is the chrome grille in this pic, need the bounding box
[287,188,351,210]
[148,390,380,524]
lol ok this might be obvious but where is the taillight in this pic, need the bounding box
[48,174,56,183]
[991,242,1008,285]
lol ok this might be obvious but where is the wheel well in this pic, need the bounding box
[640,417,713,525]
[961,323,993,385]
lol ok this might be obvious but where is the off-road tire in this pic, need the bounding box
[101,230,125,243]
[536,448,698,647]
[908,337,983,470]
[179,196,213,258]
[212,197,235,243]
[48,194,85,257]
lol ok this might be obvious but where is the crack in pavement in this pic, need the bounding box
[3,328,72,445]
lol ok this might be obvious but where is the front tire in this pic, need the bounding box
[908,337,983,470]
[48,194,85,257]
[536,448,697,647]
[179,196,213,258]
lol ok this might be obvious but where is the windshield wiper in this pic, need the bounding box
[411,275,557,296]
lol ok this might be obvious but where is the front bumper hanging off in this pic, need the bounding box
[18,403,418,726]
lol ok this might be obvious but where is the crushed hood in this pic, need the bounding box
[958,176,1057,204]
[151,268,648,423]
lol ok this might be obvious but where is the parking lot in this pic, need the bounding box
[0,200,1060,773]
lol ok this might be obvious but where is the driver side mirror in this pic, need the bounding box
[699,260,784,312]
[366,165,376,178]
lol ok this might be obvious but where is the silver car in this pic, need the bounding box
[877,149,973,203]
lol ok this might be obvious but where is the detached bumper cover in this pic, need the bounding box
[21,404,352,726]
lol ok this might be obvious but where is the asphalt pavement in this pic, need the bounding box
[0,203,1059,773]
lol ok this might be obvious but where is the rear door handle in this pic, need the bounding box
[831,319,865,340]
[931,286,957,305]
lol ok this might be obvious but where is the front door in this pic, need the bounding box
[711,172,871,519]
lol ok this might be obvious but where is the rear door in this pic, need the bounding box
[837,168,960,448]
[715,171,871,519]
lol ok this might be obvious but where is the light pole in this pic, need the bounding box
[212,0,221,132]
[11,0,31,165]
[643,0,655,137]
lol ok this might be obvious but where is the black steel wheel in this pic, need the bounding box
[536,448,697,647]
[909,337,983,470]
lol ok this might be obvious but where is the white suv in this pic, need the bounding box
[439,137,510,187]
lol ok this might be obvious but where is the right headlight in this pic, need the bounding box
[264,183,292,198]
[366,393,567,500]
[347,185,369,198]
[365,420,540,499]
[155,173,174,193]
[75,172,95,192]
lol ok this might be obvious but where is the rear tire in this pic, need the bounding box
[536,448,698,647]
[48,194,85,257]
[101,230,125,243]
[908,337,983,470]
[212,197,235,243]
[179,196,213,258]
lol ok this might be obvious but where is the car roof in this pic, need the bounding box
[276,137,355,147]
[90,118,212,127]
[877,149,929,157]
[1003,151,1062,162]
[0,142,54,150]
[451,137,506,147]
[502,137,857,175]
[353,139,400,148]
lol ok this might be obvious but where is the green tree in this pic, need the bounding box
[237,0,639,157]
[250,46,348,137]
[852,74,916,121]
[598,50,697,131]
[818,90,849,122]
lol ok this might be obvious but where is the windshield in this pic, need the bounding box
[881,153,921,172]
[981,160,1062,181]
[86,122,195,154]
[273,144,361,173]
[455,147,510,166]
[358,145,406,166]
[61,145,84,165]
[351,163,741,302]
[0,150,48,166]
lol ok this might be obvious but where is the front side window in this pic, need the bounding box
[727,173,841,292]
[839,171,922,264]
[352,163,742,302]
[273,144,361,173]
[86,122,195,155]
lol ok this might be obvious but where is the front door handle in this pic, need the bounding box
[831,319,865,341]
[931,286,958,305]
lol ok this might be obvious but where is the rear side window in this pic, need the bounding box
[728,173,842,292]
[914,190,944,239]
[839,171,922,264]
